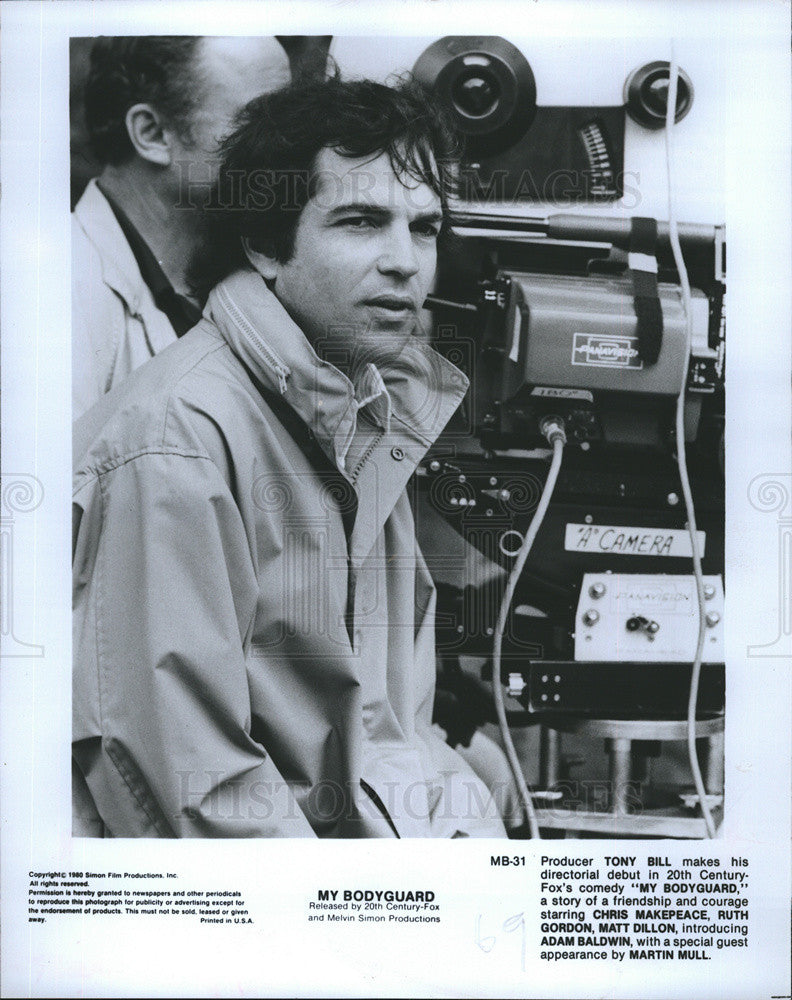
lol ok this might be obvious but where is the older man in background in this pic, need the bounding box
[72,36,291,417]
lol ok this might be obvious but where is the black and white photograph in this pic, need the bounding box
[68,30,727,841]
[2,1,790,997]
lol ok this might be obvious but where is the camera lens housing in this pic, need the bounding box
[414,36,537,157]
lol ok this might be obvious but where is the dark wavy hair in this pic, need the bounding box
[190,74,459,300]
[85,36,203,165]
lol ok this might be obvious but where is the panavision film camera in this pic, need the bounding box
[413,37,725,836]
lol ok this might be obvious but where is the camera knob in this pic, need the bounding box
[624,61,694,130]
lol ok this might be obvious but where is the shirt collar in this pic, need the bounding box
[204,269,468,474]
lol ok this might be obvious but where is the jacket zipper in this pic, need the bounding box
[346,427,384,651]
[348,429,384,485]
[218,285,291,395]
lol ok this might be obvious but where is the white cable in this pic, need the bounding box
[665,45,717,839]
[491,424,566,839]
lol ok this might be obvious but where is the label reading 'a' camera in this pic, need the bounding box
[571,333,644,370]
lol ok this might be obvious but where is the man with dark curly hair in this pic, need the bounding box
[72,76,507,839]
[72,36,290,417]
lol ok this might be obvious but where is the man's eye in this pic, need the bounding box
[342,216,377,230]
[413,222,441,238]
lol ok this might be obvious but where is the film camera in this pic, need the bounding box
[412,37,725,835]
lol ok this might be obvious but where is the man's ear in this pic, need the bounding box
[242,238,279,281]
[125,103,173,167]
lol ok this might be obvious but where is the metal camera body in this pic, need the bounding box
[414,36,725,719]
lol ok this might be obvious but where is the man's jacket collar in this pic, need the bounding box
[73,179,147,314]
[204,269,469,479]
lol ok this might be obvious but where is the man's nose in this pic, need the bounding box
[376,225,420,279]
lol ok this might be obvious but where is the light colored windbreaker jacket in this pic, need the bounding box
[72,269,506,838]
[72,179,178,418]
